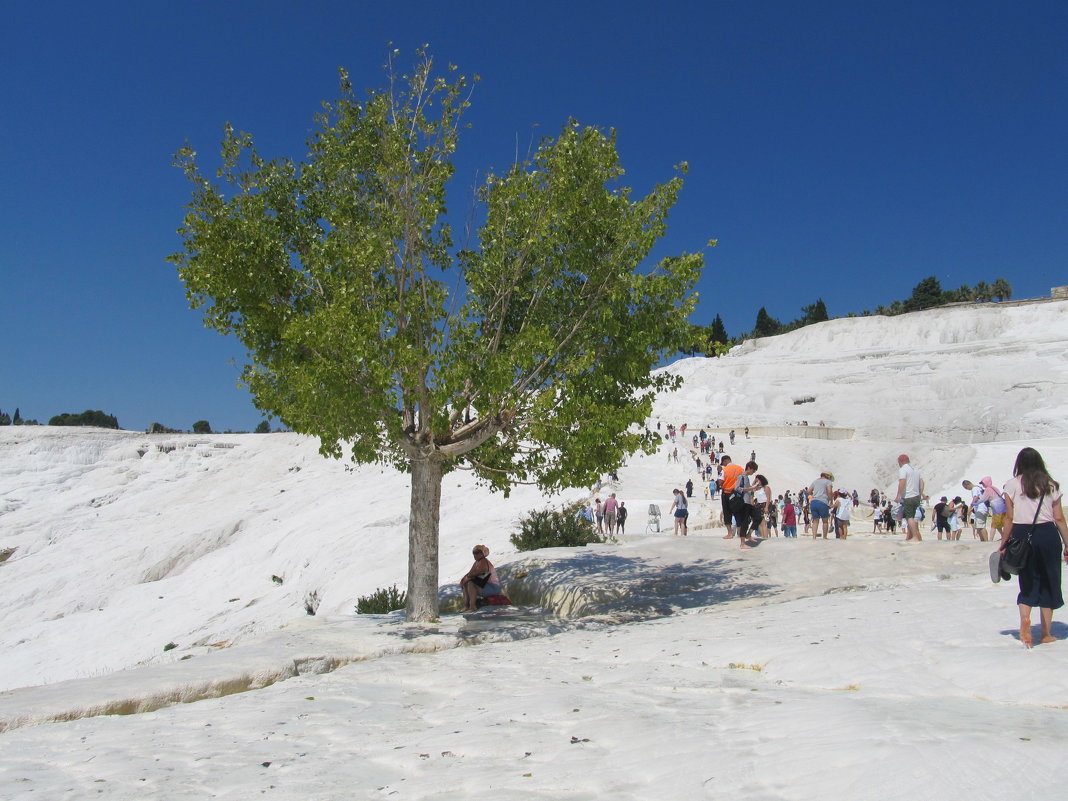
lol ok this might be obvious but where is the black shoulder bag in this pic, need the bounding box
[1001,492,1045,576]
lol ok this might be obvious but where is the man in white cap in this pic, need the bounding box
[895,454,925,541]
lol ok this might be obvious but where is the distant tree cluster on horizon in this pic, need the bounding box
[689,275,1014,356]
[0,408,39,426]
[2,410,274,434]
[48,410,120,428]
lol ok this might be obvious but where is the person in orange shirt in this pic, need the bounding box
[719,454,744,538]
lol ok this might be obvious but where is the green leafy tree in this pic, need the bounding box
[0,410,9,426]
[254,420,271,434]
[710,341,732,356]
[192,420,212,434]
[682,323,703,356]
[169,52,704,621]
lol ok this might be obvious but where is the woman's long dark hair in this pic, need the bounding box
[1013,447,1060,498]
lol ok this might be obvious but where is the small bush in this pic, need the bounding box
[510,501,606,552]
[356,585,407,614]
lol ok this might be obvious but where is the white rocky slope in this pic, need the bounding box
[3,301,1068,801]
[0,299,1065,698]
[657,299,1068,443]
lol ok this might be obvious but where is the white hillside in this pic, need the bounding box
[3,300,1068,799]
[1,299,1067,696]
[0,429,555,692]
[656,299,1068,443]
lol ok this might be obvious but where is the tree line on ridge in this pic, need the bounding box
[689,275,1014,356]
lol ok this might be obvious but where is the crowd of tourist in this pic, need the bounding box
[576,422,1066,647]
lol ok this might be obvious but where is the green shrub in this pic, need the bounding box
[356,584,407,614]
[510,501,606,552]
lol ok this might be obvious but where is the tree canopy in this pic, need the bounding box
[753,306,783,338]
[48,410,119,429]
[170,52,705,620]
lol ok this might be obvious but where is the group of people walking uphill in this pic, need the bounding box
[650,419,1068,647]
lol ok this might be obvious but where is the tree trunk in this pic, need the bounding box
[406,455,444,621]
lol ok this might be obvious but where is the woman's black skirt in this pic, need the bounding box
[1012,521,1064,609]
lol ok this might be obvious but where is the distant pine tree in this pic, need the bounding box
[801,299,828,324]
[709,314,729,346]
[753,307,783,337]
[902,276,943,312]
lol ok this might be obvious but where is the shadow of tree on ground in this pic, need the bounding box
[497,550,775,620]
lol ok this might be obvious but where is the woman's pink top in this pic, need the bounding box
[1004,476,1062,524]
[467,557,499,586]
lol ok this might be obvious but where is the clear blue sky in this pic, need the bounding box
[2,1,1065,432]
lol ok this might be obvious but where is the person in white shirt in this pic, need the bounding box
[831,489,853,539]
[895,454,925,541]
[670,488,688,536]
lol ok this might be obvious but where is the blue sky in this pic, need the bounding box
[2,1,1065,432]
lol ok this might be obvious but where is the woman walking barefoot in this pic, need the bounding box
[999,448,1068,646]
[671,488,689,536]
